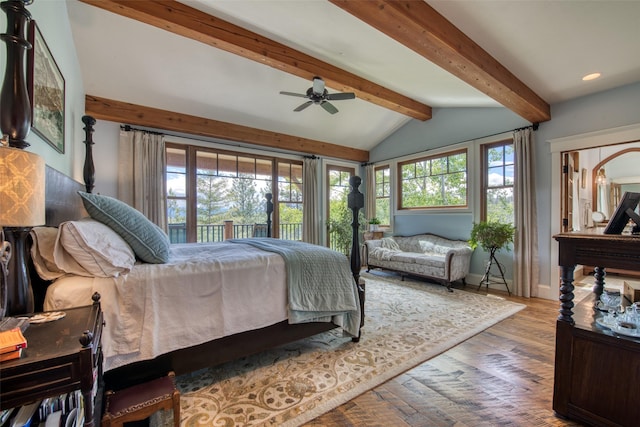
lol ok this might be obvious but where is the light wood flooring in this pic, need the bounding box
[304,277,585,427]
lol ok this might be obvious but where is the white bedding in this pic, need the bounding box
[45,242,288,371]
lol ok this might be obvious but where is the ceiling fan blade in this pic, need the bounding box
[312,77,325,95]
[326,92,356,101]
[294,101,313,112]
[280,91,308,98]
[320,101,338,114]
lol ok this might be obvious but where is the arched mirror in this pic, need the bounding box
[561,142,640,232]
[591,147,640,220]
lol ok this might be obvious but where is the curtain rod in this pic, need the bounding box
[120,124,164,136]
[373,122,539,165]
[120,124,324,160]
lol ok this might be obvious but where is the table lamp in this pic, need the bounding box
[0,145,45,316]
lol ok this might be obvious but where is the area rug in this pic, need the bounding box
[154,272,525,427]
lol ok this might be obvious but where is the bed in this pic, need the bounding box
[24,130,365,390]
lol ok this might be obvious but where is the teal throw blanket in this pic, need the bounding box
[229,238,361,337]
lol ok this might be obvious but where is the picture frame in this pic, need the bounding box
[27,20,65,153]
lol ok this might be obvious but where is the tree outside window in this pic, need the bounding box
[375,165,390,225]
[278,161,303,240]
[165,144,302,243]
[398,149,467,209]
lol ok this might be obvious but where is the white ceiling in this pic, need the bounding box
[66,0,640,152]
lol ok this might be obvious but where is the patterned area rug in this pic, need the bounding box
[154,272,525,427]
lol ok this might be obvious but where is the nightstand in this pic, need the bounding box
[363,231,383,241]
[0,294,104,427]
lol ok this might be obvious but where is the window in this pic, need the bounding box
[326,166,355,253]
[165,144,302,243]
[482,141,514,223]
[398,149,467,209]
[375,165,390,225]
[278,161,303,240]
[166,147,188,242]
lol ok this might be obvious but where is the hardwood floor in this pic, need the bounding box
[305,283,585,427]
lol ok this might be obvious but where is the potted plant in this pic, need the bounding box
[469,221,515,253]
[469,221,515,294]
[368,217,381,231]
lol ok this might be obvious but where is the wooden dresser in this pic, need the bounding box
[553,231,640,427]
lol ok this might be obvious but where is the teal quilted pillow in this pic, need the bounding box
[78,192,170,263]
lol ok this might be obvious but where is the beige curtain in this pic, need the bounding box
[302,157,319,244]
[365,164,376,221]
[118,129,167,231]
[513,127,539,297]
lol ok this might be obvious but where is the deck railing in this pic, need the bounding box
[168,222,302,243]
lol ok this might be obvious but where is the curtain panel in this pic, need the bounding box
[513,128,539,297]
[302,157,319,244]
[118,129,167,231]
[365,164,376,221]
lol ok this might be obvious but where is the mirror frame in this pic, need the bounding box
[591,147,640,212]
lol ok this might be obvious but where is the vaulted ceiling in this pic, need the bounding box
[67,0,640,162]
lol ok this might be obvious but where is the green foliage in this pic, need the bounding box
[375,197,389,225]
[486,188,514,224]
[229,178,264,224]
[327,180,366,255]
[279,203,302,224]
[368,217,381,225]
[400,152,468,208]
[469,221,515,252]
[196,175,228,224]
[329,205,366,255]
[167,188,185,224]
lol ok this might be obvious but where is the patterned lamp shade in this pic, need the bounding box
[0,146,45,227]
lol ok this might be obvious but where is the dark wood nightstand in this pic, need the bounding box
[0,294,104,427]
[363,231,383,241]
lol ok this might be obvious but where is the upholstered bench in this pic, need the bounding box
[363,233,473,291]
[101,372,180,427]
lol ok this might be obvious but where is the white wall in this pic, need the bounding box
[370,107,529,286]
[0,0,85,180]
[373,82,640,298]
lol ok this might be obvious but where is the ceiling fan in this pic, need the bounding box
[280,76,355,114]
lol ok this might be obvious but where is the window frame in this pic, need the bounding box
[165,142,303,242]
[374,164,391,226]
[397,148,468,211]
[481,139,515,223]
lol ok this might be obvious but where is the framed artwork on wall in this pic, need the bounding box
[27,20,65,153]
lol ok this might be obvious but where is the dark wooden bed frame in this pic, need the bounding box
[27,119,365,390]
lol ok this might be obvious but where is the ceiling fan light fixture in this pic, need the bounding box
[280,76,355,114]
[582,72,601,81]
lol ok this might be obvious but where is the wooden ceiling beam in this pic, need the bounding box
[85,95,369,163]
[330,0,551,123]
[79,0,431,121]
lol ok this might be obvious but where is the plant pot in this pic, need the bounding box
[370,224,379,231]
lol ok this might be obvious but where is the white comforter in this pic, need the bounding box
[45,242,288,371]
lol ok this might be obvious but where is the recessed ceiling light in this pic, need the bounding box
[582,73,601,81]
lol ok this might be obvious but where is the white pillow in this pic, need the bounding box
[381,237,400,251]
[30,226,65,281]
[55,218,136,277]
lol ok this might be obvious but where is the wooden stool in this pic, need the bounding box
[102,372,180,427]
